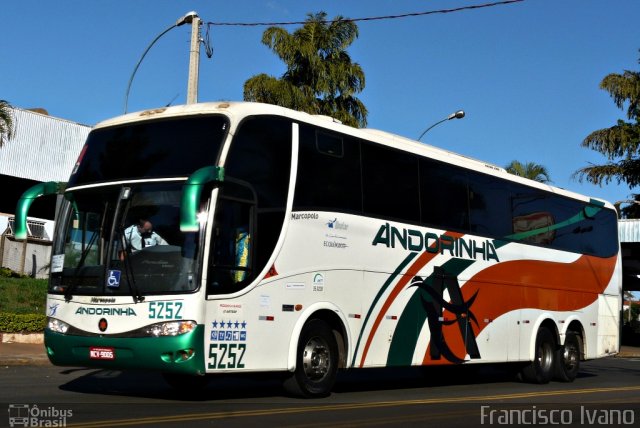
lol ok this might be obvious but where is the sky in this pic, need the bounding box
[1,0,640,207]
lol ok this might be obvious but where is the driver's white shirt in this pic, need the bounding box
[123,225,168,252]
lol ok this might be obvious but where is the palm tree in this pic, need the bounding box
[505,160,552,183]
[574,50,640,187]
[0,99,15,147]
[243,12,368,128]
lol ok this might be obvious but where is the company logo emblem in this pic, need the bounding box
[48,303,59,317]
[98,318,108,332]
[313,273,325,292]
[327,218,348,230]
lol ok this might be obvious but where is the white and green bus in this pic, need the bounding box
[16,102,621,397]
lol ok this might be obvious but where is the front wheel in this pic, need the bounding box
[519,327,556,384]
[554,331,582,382]
[283,319,339,398]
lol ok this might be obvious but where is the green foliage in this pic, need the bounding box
[0,267,28,278]
[0,99,15,146]
[0,276,48,315]
[244,12,368,128]
[626,302,640,323]
[0,313,46,333]
[505,160,552,183]
[574,50,640,188]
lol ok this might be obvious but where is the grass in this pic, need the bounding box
[0,276,48,315]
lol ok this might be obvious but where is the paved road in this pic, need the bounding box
[1,358,640,427]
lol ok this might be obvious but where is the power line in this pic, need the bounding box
[206,0,524,27]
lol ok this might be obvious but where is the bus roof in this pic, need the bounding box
[94,101,613,209]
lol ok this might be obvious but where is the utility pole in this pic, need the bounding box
[186,12,201,104]
[124,11,203,113]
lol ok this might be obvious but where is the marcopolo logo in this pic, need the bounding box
[372,223,499,262]
[8,404,73,427]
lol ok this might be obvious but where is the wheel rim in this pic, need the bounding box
[562,341,579,372]
[537,342,554,372]
[302,336,331,381]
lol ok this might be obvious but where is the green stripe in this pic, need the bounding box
[387,258,474,366]
[351,252,418,367]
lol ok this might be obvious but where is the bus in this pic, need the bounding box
[16,101,621,397]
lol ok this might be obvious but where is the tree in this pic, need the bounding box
[574,51,640,188]
[243,12,368,128]
[505,160,552,183]
[0,99,15,147]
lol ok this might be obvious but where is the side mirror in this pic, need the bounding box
[14,181,65,240]
[180,166,225,232]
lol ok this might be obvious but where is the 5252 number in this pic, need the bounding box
[208,343,246,369]
[148,301,183,319]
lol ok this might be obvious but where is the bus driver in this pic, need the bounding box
[123,219,168,253]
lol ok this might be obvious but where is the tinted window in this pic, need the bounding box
[225,116,292,209]
[508,183,618,257]
[468,172,511,237]
[420,159,469,231]
[69,115,228,186]
[362,143,420,222]
[222,116,292,282]
[294,125,362,213]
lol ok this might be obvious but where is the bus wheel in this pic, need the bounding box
[162,373,209,391]
[554,331,581,382]
[519,327,556,384]
[283,319,338,398]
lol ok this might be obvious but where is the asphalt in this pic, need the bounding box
[0,341,639,367]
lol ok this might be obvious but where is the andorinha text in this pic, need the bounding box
[75,307,137,316]
[372,223,499,262]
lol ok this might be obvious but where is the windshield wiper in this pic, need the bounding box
[64,230,99,302]
[118,227,144,303]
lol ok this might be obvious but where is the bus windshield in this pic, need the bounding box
[50,182,201,296]
[68,114,229,186]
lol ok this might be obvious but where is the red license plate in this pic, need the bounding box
[89,347,115,360]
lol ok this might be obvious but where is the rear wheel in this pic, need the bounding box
[283,319,339,398]
[519,327,556,384]
[554,331,582,382]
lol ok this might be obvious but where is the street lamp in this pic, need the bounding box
[417,110,465,141]
[124,11,201,113]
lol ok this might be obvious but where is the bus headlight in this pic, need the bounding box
[144,321,197,337]
[47,318,70,334]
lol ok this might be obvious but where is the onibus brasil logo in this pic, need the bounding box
[8,404,73,427]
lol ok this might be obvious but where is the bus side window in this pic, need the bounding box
[207,180,256,295]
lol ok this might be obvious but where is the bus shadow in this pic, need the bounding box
[54,362,580,401]
[58,368,288,401]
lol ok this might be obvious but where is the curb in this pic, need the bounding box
[0,333,44,344]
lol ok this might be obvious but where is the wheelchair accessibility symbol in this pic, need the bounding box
[107,270,121,288]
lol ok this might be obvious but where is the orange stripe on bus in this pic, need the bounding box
[422,254,618,364]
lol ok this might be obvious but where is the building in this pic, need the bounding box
[0,107,90,277]
[618,219,640,292]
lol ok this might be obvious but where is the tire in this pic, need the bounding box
[519,327,556,384]
[554,331,582,382]
[283,319,339,398]
[162,373,210,391]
